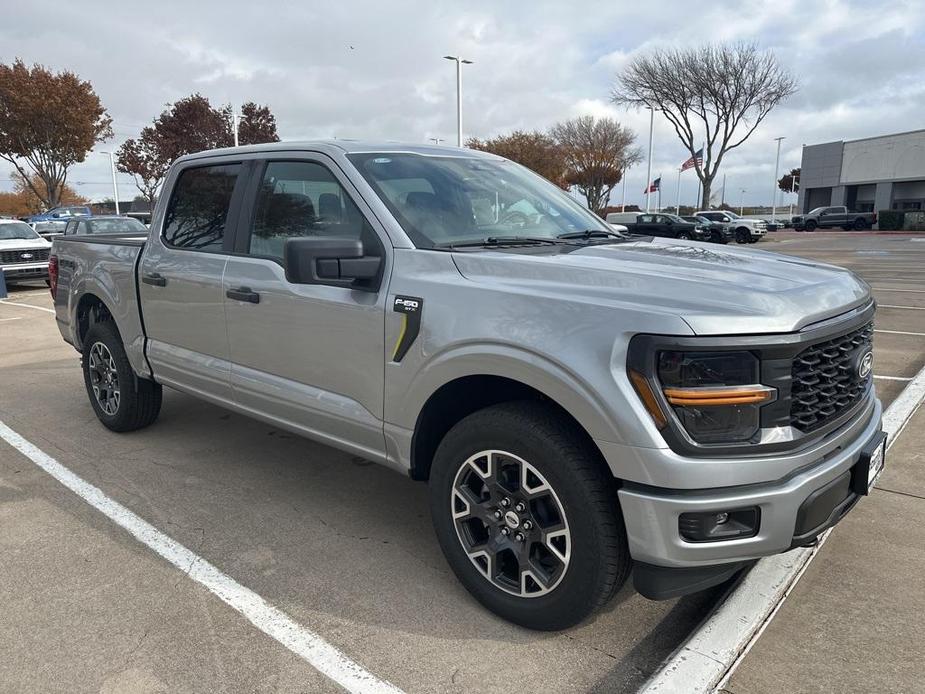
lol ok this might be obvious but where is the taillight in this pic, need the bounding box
[48,255,59,299]
[872,212,878,223]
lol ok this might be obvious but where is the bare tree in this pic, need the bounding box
[612,43,797,208]
[550,116,642,214]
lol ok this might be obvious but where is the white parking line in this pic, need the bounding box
[0,300,55,314]
[0,317,23,323]
[641,362,925,694]
[876,329,925,337]
[0,421,403,694]
[874,374,913,381]
[878,304,925,311]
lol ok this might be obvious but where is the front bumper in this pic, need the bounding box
[618,396,882,572]
[1,262,48,280]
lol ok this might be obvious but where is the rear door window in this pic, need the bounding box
[163,164,241,252]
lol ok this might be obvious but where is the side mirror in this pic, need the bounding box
[285,237,381,289]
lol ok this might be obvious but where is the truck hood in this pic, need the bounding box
[0,237,51,251]
[452,238,870,335]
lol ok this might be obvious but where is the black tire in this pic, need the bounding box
[805,220,817,232]
[82,321,162,432]
[735,228,750,243]
[676,231,692,240]
[712,231,729,244]
[854,218,869,231]
[429,401,631,630]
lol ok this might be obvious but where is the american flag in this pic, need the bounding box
[681,147,703,171]
[645,176,661,194]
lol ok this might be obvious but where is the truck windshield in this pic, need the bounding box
[347,152,609,248]
[0,222,41,240]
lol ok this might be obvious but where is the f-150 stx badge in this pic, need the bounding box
[392,295,423,362]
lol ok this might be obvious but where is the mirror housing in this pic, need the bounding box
[285,237,381,290]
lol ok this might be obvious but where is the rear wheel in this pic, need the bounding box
[430,402,631,630]
[82,321,162,432]
[854,218,869,230]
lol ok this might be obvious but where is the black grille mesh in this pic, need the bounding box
[1,248,49,264]
[790,322,874,432]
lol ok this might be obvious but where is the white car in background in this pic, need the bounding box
[0,219,52,282]
[695,210,768,243]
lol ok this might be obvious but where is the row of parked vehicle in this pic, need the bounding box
[605,210,768,244]
[0,213,147,284]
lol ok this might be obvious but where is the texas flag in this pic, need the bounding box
[645,177,661,194]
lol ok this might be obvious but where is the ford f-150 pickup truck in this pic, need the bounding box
[50,142,885,631]
[792,206,877,232]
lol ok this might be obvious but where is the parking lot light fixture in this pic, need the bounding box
[444,56,473,147]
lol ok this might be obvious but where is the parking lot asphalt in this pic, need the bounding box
[2,230,924,694]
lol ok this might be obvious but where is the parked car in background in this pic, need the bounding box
[617,212,711,241]
[51,141,884,631]
[681,215,734,244]
[0,219,52,282]
[792,207,877,232]
[62,215,149,237]
[695,210,767,243]
[26,205,92,224]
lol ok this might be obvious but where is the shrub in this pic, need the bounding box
[877,210,905,231]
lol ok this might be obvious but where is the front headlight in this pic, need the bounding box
[655,351,773,444]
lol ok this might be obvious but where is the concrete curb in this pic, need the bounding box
[639,364,925,694]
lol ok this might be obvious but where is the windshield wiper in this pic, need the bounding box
[557,228,628,241]
[433,236,568,249]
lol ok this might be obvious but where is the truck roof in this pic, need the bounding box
[175,141,504,164]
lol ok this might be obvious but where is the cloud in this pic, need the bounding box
[1,0,922,208]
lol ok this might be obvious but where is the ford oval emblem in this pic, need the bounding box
[857,350,873,380]
[20,253,33,260]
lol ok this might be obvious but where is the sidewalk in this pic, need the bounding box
[724,407,925,693]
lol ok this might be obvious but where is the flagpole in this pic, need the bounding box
[675,168,682,214]
[721,174,726,206]
[696,178,701,210]
[645,106,654,212]
[657,172,661,211]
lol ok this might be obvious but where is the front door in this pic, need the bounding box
[222,156,390,460]
[138,161,246,404]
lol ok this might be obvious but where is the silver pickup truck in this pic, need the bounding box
[50,142,885,630]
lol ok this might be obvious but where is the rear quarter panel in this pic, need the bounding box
[53,237,149,377]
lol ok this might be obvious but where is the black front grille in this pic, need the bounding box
[0,248,49,264]
[790,322,874,432]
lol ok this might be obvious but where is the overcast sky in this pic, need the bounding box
[2,0,924,210]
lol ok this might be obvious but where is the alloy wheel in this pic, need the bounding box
[450,450,571,598]
[88,341,121,416]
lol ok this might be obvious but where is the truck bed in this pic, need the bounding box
[51,233,151,378]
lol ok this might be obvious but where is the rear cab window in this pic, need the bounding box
[163,164,241,252]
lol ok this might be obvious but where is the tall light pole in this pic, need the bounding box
[771,136,785,220]
[621,168,628,212]
[739,188,747,216]
[644,106,654,212]
[99,151,119,215]
[675,167,682,214]
[444,56,473,147]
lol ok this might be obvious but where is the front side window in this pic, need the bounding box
[639,215,655,223]
[163,164,241,252]
[347,152,607,248]
[248,161,379,263]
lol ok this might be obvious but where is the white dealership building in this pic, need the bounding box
[798,129,925,213]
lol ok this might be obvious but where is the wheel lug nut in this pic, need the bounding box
[514,532,525,542]
[500,527,510,536]
[493,510,503,520]
[500,498,511,508]
[522,520,533,530]
[514,501,526,513]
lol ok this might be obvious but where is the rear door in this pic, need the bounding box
[138,159,248,403]
[636,214,658,236]
[222,154,391,459]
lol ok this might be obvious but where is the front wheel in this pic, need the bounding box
[429,402,631,630]
[82,321,162,432]
[676,231,692,240]
[735,228,750,243]
[805,220,817,232]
